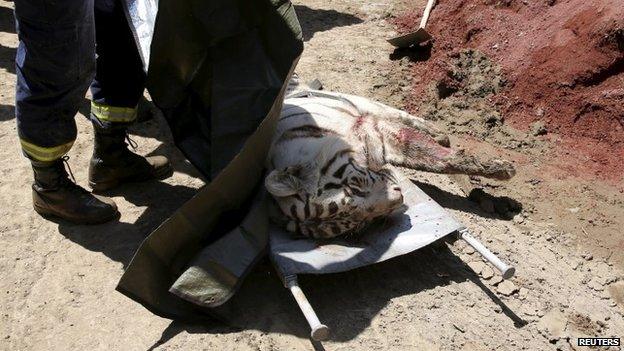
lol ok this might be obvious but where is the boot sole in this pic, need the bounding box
[33,204,120,225]
[89,164,174,192]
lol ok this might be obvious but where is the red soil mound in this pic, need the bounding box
[394,0,623,181]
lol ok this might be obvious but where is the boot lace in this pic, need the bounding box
[59,156,88,193]
[61,155,77,184]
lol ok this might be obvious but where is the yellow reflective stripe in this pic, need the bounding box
[20,139,74,162]
[91,101,137,123]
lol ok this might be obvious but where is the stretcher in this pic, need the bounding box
[269,168,515,341]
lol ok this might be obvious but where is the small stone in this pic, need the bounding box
[537,309,545,317]
[530,121,547,136]
[537,310,567,342]
[588,278,605,291]
[463,245,475,255]
[481,266,494,279]
[518,287,529,300]
[490,275,503,286]
[467,261,486,274]
[535,107,544,117]
[453,323,466,333]
[497,280,518,296]
[572,261,582,271]
[608,281,624,307]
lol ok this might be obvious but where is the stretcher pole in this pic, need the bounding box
[459,228,516,279]
[284,275,330,341]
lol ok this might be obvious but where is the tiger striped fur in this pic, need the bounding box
[265,76,515,239]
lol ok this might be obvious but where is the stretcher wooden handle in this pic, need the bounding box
[459,229,516,279]
[284,275,330,341]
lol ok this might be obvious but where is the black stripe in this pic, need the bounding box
[323,183,342,190]
[290,204,298,219]
[314,203,324,217]
[332,163,348,179]
[300,102,359,118]
[303,195,311,219]
[280,109,347,122]
[350,188,368,197]
[328,202,338,215]
[321,149,353,175]
[293,221,300,234]
[278,124,337,142]
[348,159,367,176]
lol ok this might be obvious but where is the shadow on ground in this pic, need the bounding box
[147,242,526,348]
[295,5,363,42]
[53,103,202,266]
[413,180,523,220]
[0,5,15,34]
[389,42,433,62]
[54,179,197,267]
[0,44,15,74]
[77,96,205,180]
[0,5,16,74]
[0,103,14,121]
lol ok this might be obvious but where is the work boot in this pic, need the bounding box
[32,158,119,224]
[88,127,173,191]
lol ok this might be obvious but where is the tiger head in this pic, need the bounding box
[265,150,405,239]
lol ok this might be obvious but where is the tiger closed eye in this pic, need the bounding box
[350,188,367,197]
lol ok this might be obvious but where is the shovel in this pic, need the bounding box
[388,0,437,48]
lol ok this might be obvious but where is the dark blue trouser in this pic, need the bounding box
[15,0,146,161]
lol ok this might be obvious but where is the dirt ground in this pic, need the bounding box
[0,0,622,350]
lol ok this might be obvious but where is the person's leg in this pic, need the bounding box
[15,0,94,160]
[14,0,118,223]
[88,0,171,191]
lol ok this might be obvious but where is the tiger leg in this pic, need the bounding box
[383,126,516,180]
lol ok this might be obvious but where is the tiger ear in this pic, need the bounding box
[265,168,303,197]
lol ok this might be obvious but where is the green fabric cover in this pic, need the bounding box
[116,0,302,320]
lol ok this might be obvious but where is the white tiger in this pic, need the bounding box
[265,76,515,239]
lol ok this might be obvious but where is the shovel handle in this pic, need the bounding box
[420,0,437,29]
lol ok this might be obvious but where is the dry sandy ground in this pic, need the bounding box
[0,0,622,350]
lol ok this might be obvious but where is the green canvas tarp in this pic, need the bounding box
[116,0,303,320]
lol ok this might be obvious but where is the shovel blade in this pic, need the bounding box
[387,28,432,48]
